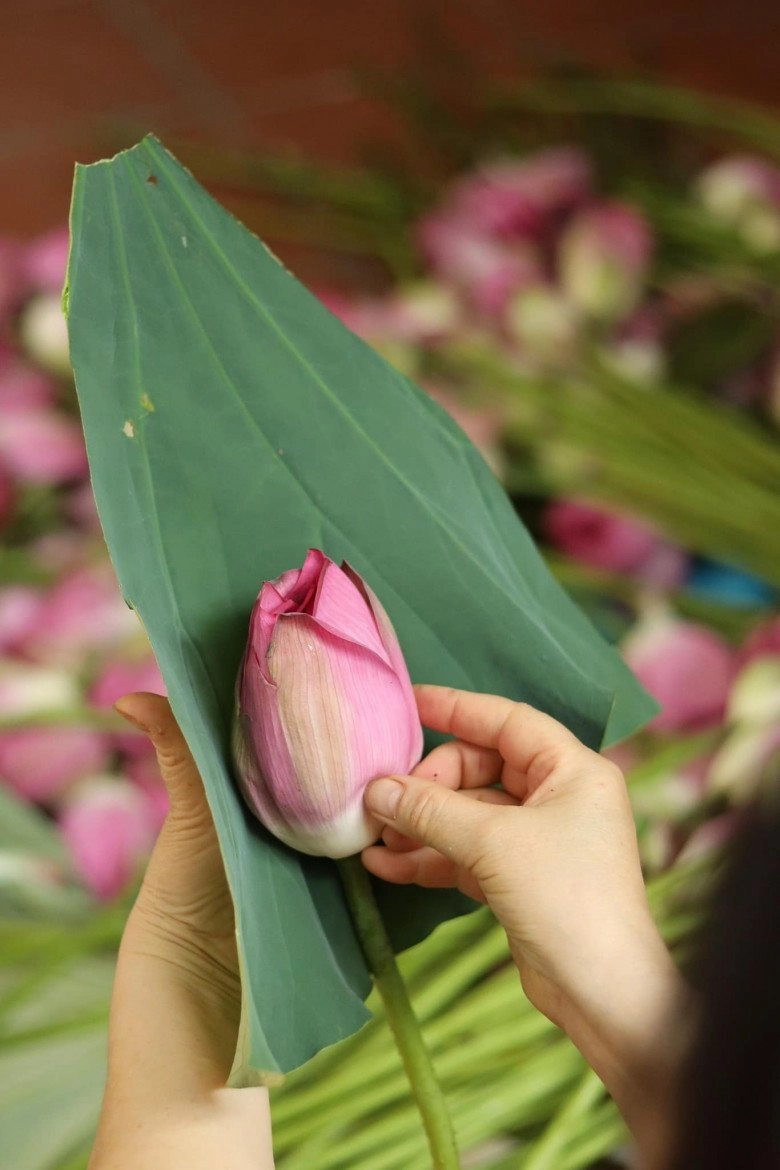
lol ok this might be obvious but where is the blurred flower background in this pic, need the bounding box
[1,4,779,1169]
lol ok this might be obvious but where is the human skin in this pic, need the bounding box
[363,685,689,1169]
[89,686,686,1170]
[87,692,273,1170]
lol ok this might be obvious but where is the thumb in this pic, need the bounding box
[114,692,208,821]
[364,775,494,868]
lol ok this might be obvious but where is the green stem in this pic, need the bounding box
[337,855,460,1170]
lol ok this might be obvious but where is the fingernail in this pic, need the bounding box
[365,777,404,818]
[113,700,150,734]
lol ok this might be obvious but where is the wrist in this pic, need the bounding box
[556,920,691,1160]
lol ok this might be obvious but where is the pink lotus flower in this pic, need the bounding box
[544,499,688,588]
[59,777,158,900]
[0,407,87,484]
[233,548,423,857]
[0,362,56,410]
[0,586,43,652]
[697,155,780,252]
[622,613,736,732]
[22,227,70,294]
[19,293,71,377]
[0,726,110,803]
[320,282,460,347]
[558,201,653,321]
[416,215,545,316]
[21,566,139,667]
[446,147,593,239]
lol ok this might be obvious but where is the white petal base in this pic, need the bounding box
[271,804,384,859]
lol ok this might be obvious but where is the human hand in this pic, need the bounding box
[362,685,686,1159]
[89,693,272,1170]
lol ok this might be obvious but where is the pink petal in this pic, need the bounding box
[21,566,138,667]
[59,778,156,900]
[0,727,110,802]
[309,560,390,665]
[623,616,736,732]
[89,656,166,709]
[0,586,44,652]
[22,227,70,293]
[0,408,87,484]
[343,565,422,751]
[544,499,658,573]
[0,363,57,411]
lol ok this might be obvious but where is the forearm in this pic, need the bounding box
[558,924,691,1168]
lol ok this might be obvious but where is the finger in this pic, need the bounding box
[114,693,208,818]
[413,739,503,790]
[414,685,587,792]
[363,843,484,902]
[364,773,501,869]
[381,786,517,852]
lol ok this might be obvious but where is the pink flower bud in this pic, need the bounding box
[22,227,70,294]
[416,213,544,316]
[21,566,139,667]
[59,777,158,900]
[0,586,44,652]
[506,285,581,367]
[233,549,423,857]
[0,726,110,802]
[708,722,780,804]
[0,661,79,715]
[447,147,593,238]
[697,155,780,252]
[19,293,71,378]
[0,407,87,484]
[622,613,736,732]
[544,499,688,588]
[727,658,780,727]
[0,362,56,410]
[558,201,653,321]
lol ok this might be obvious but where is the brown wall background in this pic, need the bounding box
[1,0,778,237]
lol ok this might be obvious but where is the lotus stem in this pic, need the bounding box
[337,855,460,1170]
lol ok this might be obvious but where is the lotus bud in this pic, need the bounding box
[0,407,87,485]
[558,201,653,322]
[726,658,780,727]
[696,155,780,253]
[506,285,581,368]
[622,611,735,732]
[0,726,110,803]
[19,293,71,378]
[544,499,688,588]
[22,226,70,294]
[233,549,423,858]
[59,776,158,900]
